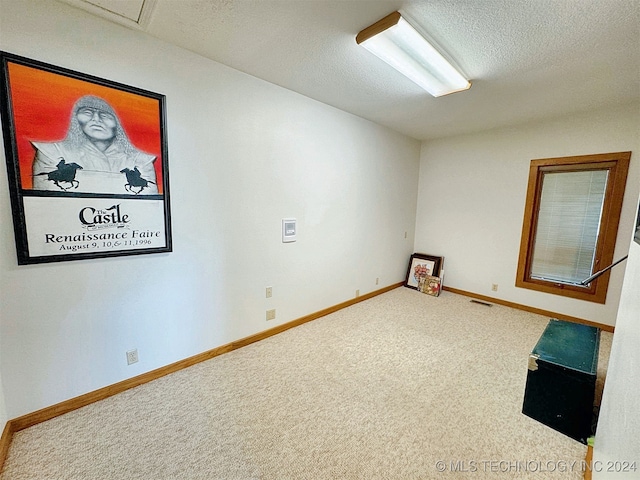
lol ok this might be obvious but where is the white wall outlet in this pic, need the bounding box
[266,286,272,298]
[126,349,138,365]
[491,284,498,292]
[266,309,276,321]
[355,289,360,297]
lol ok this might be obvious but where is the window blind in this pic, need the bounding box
[530,169,608,285]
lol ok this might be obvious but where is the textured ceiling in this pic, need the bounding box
[67,0,640,141]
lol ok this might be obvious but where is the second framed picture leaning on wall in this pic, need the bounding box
[404,253,444,296]
[0,51,172,265]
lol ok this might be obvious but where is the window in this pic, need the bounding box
[516,152,630,303]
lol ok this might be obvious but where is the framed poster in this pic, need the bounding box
[404,253,443,290]
[0,52,171,264]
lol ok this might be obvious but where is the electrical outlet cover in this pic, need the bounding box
[126,349,138,365]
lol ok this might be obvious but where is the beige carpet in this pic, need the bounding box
[1,288,612,479]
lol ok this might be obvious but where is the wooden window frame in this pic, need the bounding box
[516,152,631,304]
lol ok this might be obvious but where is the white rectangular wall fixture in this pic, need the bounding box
[282,218,296,243]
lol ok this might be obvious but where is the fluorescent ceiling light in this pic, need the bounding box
[356,11,471,97]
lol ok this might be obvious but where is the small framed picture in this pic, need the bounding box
[404,253,443,290]
[419,275,441,297]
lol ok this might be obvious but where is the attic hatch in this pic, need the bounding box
[59,0,157,29]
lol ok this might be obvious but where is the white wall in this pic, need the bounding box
[593,215,640,478]
[0,0,420,419]
[415,104,640,325]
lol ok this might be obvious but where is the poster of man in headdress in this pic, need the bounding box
[0,51,172,264]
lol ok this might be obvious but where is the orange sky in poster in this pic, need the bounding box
[7,62,164,193]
